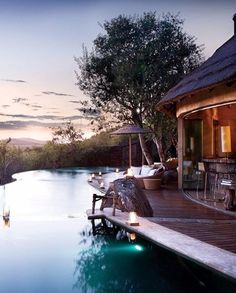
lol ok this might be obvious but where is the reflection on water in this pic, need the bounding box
[2,207,10,227]
[75,223,236,293]
[0,167,111,218]
[0,168,235,293]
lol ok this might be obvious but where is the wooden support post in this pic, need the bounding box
[92,194,96,214]
[204,172,208,200]
[129,135,132,167]
[91,219,96,235]
[178,118,184,189]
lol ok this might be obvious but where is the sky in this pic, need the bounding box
[0,0,235,141]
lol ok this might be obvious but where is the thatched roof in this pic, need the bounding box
[157,34,236,116]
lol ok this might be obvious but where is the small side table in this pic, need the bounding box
[143,178,161,190]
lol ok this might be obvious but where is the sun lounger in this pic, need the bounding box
[131,164,164,189]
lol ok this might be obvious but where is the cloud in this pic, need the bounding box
[0,112,85,121]
[31,104,42,109]
[0,112,59,120]
[42,91,74,97]
[12,97,28,103]
[69,100,80,104]
[47,107,57,110]
[2,79,26,83]
[47,111,60,114]
[64,114,86,120]
[2,105,10,108]
[0,119,90,132]
[0,120,60,129]
[20,102,43,109]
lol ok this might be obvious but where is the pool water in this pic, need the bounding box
[0,168,235,293]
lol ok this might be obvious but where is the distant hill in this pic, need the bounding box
[9,138,48,148]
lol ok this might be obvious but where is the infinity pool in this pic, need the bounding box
[0,168,234,292]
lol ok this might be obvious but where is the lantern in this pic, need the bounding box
[127,211,139,226]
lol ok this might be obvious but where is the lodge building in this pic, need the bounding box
[158,14,236,210]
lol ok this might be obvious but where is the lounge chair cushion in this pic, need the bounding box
[148,166,164,176]
[140,165,153,176]
[131,166,142,176]
[154,162,163,168]
[148,168,157,176]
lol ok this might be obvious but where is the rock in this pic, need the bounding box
[101,177,153,217]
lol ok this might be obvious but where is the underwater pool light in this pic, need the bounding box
[134,244,143,252]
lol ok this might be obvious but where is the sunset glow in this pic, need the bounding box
[0,0,235,141]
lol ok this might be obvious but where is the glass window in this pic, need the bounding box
[183,119,203,190]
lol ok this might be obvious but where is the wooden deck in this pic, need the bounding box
[90,174,236,253]
[88,176,236,280]
[145,187,236,254]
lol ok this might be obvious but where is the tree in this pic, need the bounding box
[0,138,22,184]
[51,121,83,145]
[50,121,83,167]
[75,12,203,162]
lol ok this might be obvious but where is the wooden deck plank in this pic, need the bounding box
[100,174,236,255]
[145,188,236,254]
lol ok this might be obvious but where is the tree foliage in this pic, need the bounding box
[51,121,83,145]
[75,12,203,161]
[0,129,128,185]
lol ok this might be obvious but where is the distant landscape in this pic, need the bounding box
[9,138,47,148]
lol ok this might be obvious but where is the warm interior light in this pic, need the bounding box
[190,137,194,151]
[221,126,231,153]
[198,162,205,172]
[99,171,102,176]
[88,175,93,182]
[100,181,105,189]
[91,173,95,179]
[116,168,119,173]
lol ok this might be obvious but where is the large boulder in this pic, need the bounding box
[101,177,153,217]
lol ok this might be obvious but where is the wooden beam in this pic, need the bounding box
[129,135,132,167]
[177,118,184,189]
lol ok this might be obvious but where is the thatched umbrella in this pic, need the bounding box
[111,125,152,167]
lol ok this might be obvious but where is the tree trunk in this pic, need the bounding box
[138,134,154,166]
[153,136,165,163]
